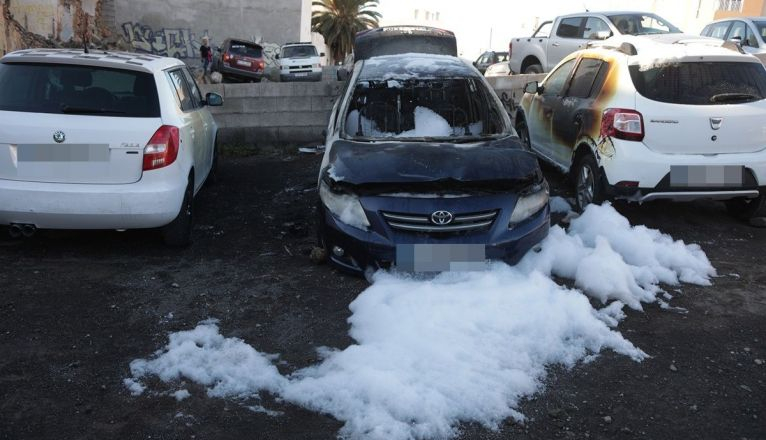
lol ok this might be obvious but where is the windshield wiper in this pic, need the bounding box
[709,93,759,103]
[60,104,125,114]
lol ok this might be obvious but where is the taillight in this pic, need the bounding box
[600,108,644,142]
[143,125,180,171]
[258,60,265,70]
[223,53,230,63]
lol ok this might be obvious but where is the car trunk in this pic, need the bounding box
[0,112,160,184]
[226,42,263,73]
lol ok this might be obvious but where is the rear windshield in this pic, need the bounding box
[344,77,508,141]
[629,62,766,105]
[0,63,159,117]
[282,45,318,58]
[229,42,262,58]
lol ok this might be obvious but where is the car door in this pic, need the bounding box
[166,68,205,191]
[181,67,215,174]
[525,58,577,163]
[547,17,586,71]
[550,57,608,167]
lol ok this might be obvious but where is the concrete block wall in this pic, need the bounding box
[199,74,545,148]
[200,81,343,147]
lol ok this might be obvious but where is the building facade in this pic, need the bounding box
[714,0,766,18]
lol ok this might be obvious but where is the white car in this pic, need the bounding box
[277,42,324,82]
[0,48,223,245]
[516,36,766,219]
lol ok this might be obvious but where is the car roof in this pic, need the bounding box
[709,16,766,23]
[559,11,658,18]
[357,53,479,81]
[0,48,184,73]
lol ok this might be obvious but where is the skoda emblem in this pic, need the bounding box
[431,210,454,225]
[53,131,66,143]
[710,117,723,131]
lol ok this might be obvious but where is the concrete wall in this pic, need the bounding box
[201,81,342,147]
[200,74,546,147]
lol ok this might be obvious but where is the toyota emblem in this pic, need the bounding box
[431,210,454,225]
[53,131,66,143]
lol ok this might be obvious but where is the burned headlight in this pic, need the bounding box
[509,181,549,226]
[319,181,371,230]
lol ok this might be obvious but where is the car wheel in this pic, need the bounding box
[515,119,531,149]
[162,174,194,247]
[573,154,603,212]
[725,191,766,221]
[524,64,543,74]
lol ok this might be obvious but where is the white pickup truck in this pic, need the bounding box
[508,11,685,74]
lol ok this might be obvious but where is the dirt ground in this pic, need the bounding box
[0,151,764,440]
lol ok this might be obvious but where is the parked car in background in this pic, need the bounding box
[473,50,509,74]
[515,36,766,220]
[318,27,550,276]
[484,62,512,77]
[701,17,766,64]
[0,49,223,245]
[276,42,324,82]
[508,11,686,74]
[212,38,265,83]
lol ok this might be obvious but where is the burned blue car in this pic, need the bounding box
[317,27,550,275]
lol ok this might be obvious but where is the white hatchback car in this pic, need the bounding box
[0,49,223,245]
[517,36,766,220]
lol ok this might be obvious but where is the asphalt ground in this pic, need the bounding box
[1,151,764,440]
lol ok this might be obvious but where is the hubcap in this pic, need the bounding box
[577,165,595,207]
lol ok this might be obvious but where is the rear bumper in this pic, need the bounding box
[0,167,186,229]
[280,71,322,82]
[216,65,263,81]
[601,140,766,202]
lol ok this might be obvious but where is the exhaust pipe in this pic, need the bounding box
[8,224,22,238]
[21,224,36,238]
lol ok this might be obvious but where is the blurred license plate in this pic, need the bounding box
[237,60,252,67]
[396,244,487,272]
[670,165,744,187]
[294,72,308,77]
[18,144,109,162]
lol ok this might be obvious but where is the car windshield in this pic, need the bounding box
[629,61,766,105]
[344,76,508,141]
[607,13,681,35]
[282,45,318,58]
[0,62,160,117]
[229,42,262,58]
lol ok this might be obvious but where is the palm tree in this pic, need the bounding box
[312,0,381,64]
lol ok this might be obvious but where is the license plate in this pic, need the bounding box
[396,244,487,272]
[17,144,109,162]
[294,72,308,77]
[670,165,744,187]
[236,60,252,67]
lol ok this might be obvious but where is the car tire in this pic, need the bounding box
[162,174,194,247]
[524,64,543,74]
[725,191,766,221]
[573,153,604,212]
[515,119,531,150]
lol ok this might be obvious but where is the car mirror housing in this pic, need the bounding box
[337,67,349,81]
[524,81,541,94]
[320,52,326,57]
[205,92,223,107]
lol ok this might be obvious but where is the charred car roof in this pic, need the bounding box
[358,53,479,81]
[354,26,457,62]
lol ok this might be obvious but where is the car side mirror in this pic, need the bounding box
[337,67,349,81]
[275,54,280,59]
[473,61,478,67]
[320,52,326,57]
[524,81,542,95]
[322,129,328,138]
[205,92,223,107]
[596,30,612,40]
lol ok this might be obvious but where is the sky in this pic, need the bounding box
[377,0,719,60]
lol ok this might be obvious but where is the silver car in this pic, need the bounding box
[701,17,766,65]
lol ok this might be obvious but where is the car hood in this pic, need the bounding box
[323,137,541,192]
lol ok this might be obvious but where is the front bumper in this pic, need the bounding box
[0,166,186,229]
[319,194,550,275]
[280,71,322,82]
[601,139,766,202]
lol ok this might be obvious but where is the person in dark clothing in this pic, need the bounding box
[200,36,212,83]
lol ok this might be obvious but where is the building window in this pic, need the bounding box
[718,0,744,11]
[414,9,419,20]
[425,11,431,20]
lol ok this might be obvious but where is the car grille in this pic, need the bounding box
[381,210,498,233]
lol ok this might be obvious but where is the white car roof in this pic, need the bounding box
[0,48,185,73]
[591,35,761,65]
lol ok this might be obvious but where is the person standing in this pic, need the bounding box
[200,36,212,84]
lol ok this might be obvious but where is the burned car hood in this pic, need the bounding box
[324,138,541,192]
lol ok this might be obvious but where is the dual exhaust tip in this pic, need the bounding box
[8,224,37,238]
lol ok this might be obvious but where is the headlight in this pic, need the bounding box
[319,181,370,230]
[509,181,549,225]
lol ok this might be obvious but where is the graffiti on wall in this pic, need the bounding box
[121,22,207,59]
